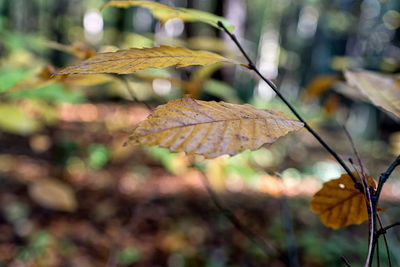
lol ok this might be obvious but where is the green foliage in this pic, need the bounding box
[117,246,141,265]
[5,83,85,103]
[87,144,109,170]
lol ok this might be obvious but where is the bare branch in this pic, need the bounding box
[217,21,362,192]
[341,256,352,267]
[377,215,392,267]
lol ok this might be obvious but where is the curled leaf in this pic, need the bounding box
[310,172,376,229]
[58,46,233,75]
[128,95,303,158]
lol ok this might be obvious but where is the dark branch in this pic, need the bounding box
[218,21,362,192]
[340,256,352,267]
[377,215,392,267]
[377,222,400,237]
[375,155,400,202]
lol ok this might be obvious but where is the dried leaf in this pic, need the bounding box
[102,0,234,32]
[310,172,376,229]
[344,70,400,119]
[58,46,232,75]
[128,95,303,158]
[29,178,77,212]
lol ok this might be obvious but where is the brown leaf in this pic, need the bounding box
[58,46,233,75]
[310,172,376,229]
[29,178,77,212]
[344,70,400,119]
[128,95,304,158]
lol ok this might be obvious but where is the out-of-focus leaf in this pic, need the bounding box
[58,46,233,75]
[187,36,230,53]
[0,104,42,135]
[128,95,303,158]
[203,79,240,103]
[183,64,220,98]
[0,31,46,53]
[122,33,154,49]
[0,68,31,92]
[87,144,109,170]
[310,172,376,229]
[6,83,85,103]
[1,65,113,96]
[322,94,340,116]
[29,178,77,212]
[303,74,339,102]
[344,70,400,119]
[0,66,59,95]
[102,0,234,32]
[47,41,97,59]
[333,81,366,101]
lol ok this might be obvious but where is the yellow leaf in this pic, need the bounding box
[128,95,304,158]
[102,0,234,32]
[310,172,376,229]
[58,46,233,75]
[29,178,77,212]
[303,74,338,102]
[187,36,230,54]
[344,70,400,119]
[63,74,114,86]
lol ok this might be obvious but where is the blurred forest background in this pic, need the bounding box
[0,0,400,266]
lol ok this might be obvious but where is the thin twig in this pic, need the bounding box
[377,215,392,267]
[343,128,375,267]
[217,21,362,192]
[348,160,375,267]
[377,222,400,236]
[198,170,278,257]
[341,256,352,267]
[376,238,380,267]
[369,155,400,265]
[374,155,400,204]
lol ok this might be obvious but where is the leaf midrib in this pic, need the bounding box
[137,116,300,136]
